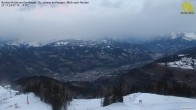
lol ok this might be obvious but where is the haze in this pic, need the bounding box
[0,0,195,41]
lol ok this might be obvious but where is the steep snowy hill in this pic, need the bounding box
[68,93,196,110]
[0,86,52,110]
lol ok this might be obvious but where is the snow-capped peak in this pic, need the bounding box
[170,32,179,39]
[167,32,196,41]
[0,40,44,47]
[183,33,196,41]
[54,41,69,46]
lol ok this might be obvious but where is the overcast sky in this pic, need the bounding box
[0,0,195,41]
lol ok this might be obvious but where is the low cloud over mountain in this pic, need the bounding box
[0,0,196,41]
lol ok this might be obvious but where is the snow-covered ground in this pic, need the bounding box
[159,57,196,70]
[0,86,52,110]
[1,85,196,110]
[68,93,196,110]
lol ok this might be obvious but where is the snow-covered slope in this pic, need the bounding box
[1,85,196,110]
[159,56,196,70]
[0,86,52,110]
[68,93,196,110]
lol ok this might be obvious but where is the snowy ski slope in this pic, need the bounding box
[1,86,196,110]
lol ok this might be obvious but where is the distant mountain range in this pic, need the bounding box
[0,32,196,82]
[0,39,152,82]
[1,33,195,110]
[143,32,196,54]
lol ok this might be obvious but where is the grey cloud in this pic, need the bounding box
[100,0,124,8]
[0,0,195,41]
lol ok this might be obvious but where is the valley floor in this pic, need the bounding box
[1,86,196,110]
